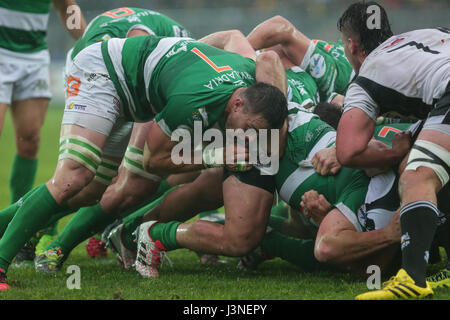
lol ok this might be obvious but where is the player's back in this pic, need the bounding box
[72,7,190,59]
[102,36,256,127]
[356,28,450,118]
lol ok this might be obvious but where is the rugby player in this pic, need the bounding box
[334,1,450,299]
[0,0,86,262]
[0,26,288,290]
[32,7,193,268]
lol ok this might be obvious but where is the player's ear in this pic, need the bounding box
[232,97,244,112]
[348,37,358,55]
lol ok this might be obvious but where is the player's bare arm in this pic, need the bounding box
[247,15,310,66]
[314,207,401,265]
[199,29,257,60]
[336,108,411,169]
[52,0,86,40]
[143,121,205,177]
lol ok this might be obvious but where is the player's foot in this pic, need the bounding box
[355,268,433,300]
[14,240,37,266]
[35,234,55,257]
[105,223,136,270]
[426,268,450,289]
[85,234,107,258]
[237,246,271,270]
[134,221,169,278]
[34,247,65,274]
[0,268,9,291]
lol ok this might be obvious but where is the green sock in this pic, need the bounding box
[0,184,67,272]
[120,186,178,251]
[261,231,325,272]
[9,154,38,204]
[49,204,114,255]
[148,221,181,251]
[0,186,41,237]
[270,201,289,219]
[267,215,287,233]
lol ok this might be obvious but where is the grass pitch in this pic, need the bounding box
[0,107,449,300]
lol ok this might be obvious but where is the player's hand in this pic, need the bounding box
[311,146,342,176]
[300,190,332,225]
[386,210,401,243]
[223,142,253,172]
[391,131,412,161]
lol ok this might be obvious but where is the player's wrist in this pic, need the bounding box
[202,147,225,169]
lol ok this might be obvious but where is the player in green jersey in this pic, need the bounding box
[247,15,354,107]
[0,27,288,289]
[41,7,193,261]
[0,1,86,266]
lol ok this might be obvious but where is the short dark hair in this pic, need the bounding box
[338,1,393,55]
[313,102,343,130]
[242,82,288,129]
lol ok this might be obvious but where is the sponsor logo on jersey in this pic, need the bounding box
[309,53,326,79]
[165,41,188,59]
[67,103,87,111]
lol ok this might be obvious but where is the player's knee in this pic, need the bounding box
[16,131,40,158]
[52,165,96,203]
[223,232,260,257]
[399,167,441,196]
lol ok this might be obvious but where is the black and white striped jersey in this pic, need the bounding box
[343,28,450,121]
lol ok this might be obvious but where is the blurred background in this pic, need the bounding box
[46,0,450,104]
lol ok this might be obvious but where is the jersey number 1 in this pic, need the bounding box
[191,47,232,73]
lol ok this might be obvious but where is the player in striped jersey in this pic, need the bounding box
[34,7,193,263]
[336,2,450,299]
[0,27,288,289]
[0,0,86,263]
[247,15,354,107]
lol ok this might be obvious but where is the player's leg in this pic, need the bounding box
[0,43,122,289]
[134,172,273,278]
[34,121,132,271]
[0,103,8,137]
[99,122,162,218]
[356,108,449,300]
[0,123,109,279]
[396,126,449,288]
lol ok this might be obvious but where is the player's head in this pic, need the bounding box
[226,82,288,131]
[338,1,393,72]
[313,102,343,130]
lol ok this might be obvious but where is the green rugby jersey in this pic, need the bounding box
[71,7,190,59]
[0,0,51,53]
[286,66,319,108]
[276,109,369,216]
[101,36,256,130]
[302,40,354,103]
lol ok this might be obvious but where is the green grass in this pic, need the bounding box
[0,107,449,300]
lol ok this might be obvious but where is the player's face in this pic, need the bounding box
[341,32,361,73]
[225,105,269,131]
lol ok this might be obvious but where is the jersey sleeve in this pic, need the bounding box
[343,81,380,122]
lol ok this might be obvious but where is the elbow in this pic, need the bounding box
[268,15,290,28]
[314,235,338,263]
[256,50,280,65]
